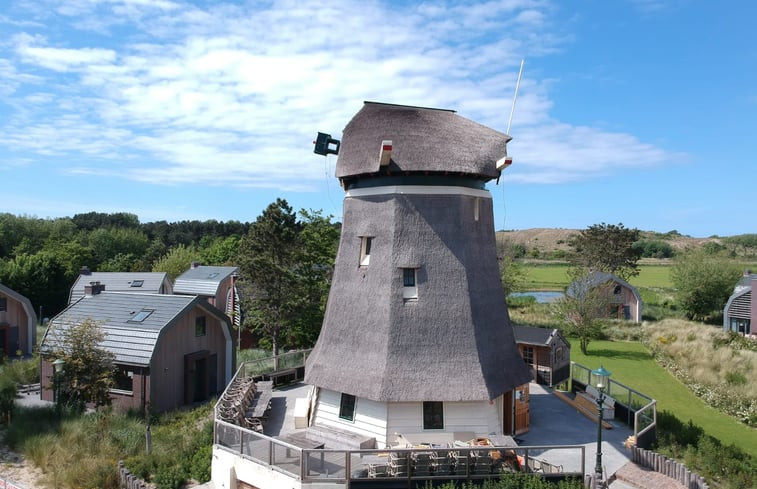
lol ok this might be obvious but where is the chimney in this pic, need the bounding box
[80,265,91,275]
[84,281,105,296]
[191,261,201,269]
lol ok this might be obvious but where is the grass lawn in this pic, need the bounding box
[570,339,757,458]
[522,264,672,291]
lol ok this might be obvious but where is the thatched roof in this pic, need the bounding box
[335,102,510,181]
[305,193,532,402]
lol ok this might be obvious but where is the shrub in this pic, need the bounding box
[154,464,184,489]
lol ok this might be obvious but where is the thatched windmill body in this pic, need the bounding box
[305,102,533,447]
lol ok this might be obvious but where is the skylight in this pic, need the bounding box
[129,309,153,322]
[130,280,144,287]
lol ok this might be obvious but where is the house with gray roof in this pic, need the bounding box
[513,325,571,387]
[0,283,37,357]
[566,271,642,322]
[723,271,756,337]
[40,286,235,412]
[173,264,240,329]
[69,268,173,304]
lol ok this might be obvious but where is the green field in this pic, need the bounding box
[522,264,672,290]
[570,340,757,458]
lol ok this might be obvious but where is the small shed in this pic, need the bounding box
[567,271,643,322]
[0,283,37,356]
[723,273,756,337]
[40,288,235,412]
[69,269,173,304]
[512,325,571,387]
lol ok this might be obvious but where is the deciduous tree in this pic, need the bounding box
[552,270,614,355]
[671,250,742,321]
[45,318,115,411]
[569,223,641,281]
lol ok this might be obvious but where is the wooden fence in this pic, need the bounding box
[628,446,709,489]
[117,461,148,489]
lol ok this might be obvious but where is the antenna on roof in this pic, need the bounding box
[506,58,525,136]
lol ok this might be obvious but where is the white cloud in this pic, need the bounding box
[0,0,681,191]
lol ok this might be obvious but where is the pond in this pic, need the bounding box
[509,291,564,303]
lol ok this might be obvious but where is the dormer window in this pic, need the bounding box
[360,237,373,267]
[402,268,418,300]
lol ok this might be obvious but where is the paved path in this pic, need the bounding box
[610,461,688,489]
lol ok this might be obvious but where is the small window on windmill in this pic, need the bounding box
[474,197,480,221]
[402,268,418,301]
[360,237,373,267]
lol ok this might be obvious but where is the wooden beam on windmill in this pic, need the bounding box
[313,132,341,156]
[379,140,392,167]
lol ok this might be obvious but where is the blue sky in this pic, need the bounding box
[1,0,755,237]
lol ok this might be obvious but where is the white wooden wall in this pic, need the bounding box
[312,389,389,447]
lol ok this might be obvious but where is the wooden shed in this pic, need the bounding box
[40,288,235,413]
[512,325,571,387]
[0,283,37,357]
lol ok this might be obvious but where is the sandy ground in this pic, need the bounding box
[0,440,45,489]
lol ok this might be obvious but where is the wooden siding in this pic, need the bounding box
[0,291,33,355]
[313,388,388,447]
[386,400,501,446]
[150,306,229,412]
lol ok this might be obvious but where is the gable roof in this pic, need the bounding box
[41,292,230,367]
[335,102,510,181]
[512,325,564,347]
[69,272,172,304]
[566,271,641,303]
[0,283,38,348]
[173,265,238,297]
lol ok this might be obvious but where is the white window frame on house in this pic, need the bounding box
[339,393,357,422]
[360,236,373,267]
[423,401,444,430]
[402,268,418,300]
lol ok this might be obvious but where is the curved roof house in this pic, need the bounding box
[305,102,531,446]
[0,283,37,356]
[69,269,172,304]
[566,271,643,323]
[723,272,756,336]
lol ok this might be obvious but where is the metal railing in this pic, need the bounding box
[215,419,586,484]
[571,361,657,447]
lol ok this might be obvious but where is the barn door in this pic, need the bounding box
[514,383,530,435]
[503,390,514,435]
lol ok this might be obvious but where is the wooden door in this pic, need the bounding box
[502,390,514,435]
[514,383,530,435]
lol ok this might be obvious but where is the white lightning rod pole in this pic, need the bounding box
[506,59,525,135]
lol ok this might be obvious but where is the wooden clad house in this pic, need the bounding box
[40,287,235,412]
[173,264,240,329]
[0,283,37,357]
[69,268,173,304]
[304,102,532,447]
[513,325,571,387]
[723,272,756,337]
[567,271,643,322]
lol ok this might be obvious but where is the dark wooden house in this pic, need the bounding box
[0,283,37,357]
[513,325,571,387]
[40,286,235,412]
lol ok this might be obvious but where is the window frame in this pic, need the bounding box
[402,268,418,300]
[195,316,207,337]
[522,345,534,365]
[0,297,6,312]
[423,401,444,430]
[112,366,134,394]
[339,393,357,422]
[360,236,373,267]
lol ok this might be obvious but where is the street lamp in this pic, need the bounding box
[591,365,611,486]
[52,358,65,418]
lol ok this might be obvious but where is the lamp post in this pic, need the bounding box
[591,365,611,487]
[52,358,65,419]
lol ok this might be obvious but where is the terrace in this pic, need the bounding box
[211,352,655,488]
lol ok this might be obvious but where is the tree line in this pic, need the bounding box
[0,204,340,356]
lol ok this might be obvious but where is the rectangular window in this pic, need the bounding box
[129,309,153,323]
[0,298,6,311]
[195,316,207,337]
[522,346,534,365]
[130,280,144,287]
[339,393,357,421]
[113,367,134,393]
[402,268,418,300]
[360,237,373,266]
[423,401,444,430]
